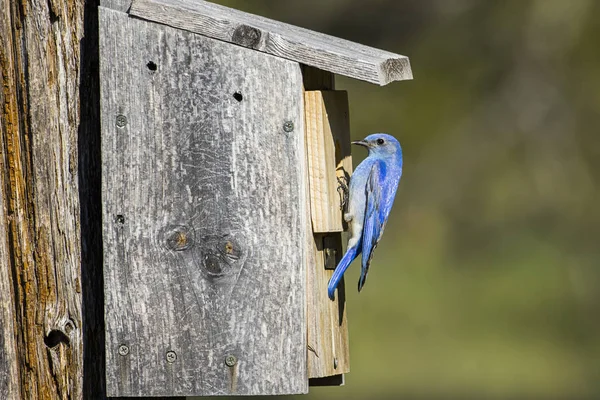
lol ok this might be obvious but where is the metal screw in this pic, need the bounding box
[116,114,128,128]
[115,214,125,225]
[333,357,338,369]
[283,121,294,132]
[166,351,177,363]
[118,344,129,356]
[225,354,237,367]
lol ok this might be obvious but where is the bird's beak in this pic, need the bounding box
[351,140,370,148]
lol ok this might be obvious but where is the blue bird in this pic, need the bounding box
[328,133,403,300]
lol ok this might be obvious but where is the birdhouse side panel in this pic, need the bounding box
[100,7,307,397]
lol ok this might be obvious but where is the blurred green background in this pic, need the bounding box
[199,0,600,398]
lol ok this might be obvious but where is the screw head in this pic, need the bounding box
[118,344,129,356]
[115,214,125,225]
[225,354,237,367]
[116,114,127,128]
[283,121,294,132]
[166,351,177,363]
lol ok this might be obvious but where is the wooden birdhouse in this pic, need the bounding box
[99,0,412,396]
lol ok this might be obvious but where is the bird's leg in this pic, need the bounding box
[337,172,350,211]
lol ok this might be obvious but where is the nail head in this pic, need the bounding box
[116,114,127,128]
[283,121,294,132]
[118,344,129,356]
[225,354,237,367]
[166,351,177,363]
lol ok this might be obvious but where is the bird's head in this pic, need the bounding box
[352,133,402,158]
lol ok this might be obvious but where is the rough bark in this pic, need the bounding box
[0,0,103,398]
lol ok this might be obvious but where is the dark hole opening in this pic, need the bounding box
[147,61,157,71]
[233,92,243,102]
[115,214,125,224]
[44,329,70,348]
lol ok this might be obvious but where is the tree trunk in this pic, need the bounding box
[0,0,104,398]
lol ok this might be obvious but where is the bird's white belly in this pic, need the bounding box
[345,164,370,248]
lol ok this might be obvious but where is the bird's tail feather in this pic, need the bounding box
[327,246,359,300]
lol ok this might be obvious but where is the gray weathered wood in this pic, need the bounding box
[129,0,413,85]
[100,0,132,12]
[100,6,308,397]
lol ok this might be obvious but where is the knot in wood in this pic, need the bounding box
[232,24,261,49]
[163,225,195,251]
[199,235,243,281]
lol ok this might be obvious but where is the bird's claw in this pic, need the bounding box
[337,174,350,211]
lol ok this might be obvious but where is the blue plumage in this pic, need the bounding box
[327,133,403,300]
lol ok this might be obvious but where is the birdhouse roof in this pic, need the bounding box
[126,0,413,85]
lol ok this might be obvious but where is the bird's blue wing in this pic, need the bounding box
[358,160,398,291]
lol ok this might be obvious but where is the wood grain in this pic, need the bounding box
[305,91,353,233]
[0,0,87,398]
[306,234,350,380]
[302,71,350,382]
[129,0,413,85]
[100,0,132,12]
[0,2,22,393]
[100,7,308,397]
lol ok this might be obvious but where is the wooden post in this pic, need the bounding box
[0,0,106,398]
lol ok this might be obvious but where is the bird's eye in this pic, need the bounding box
[376,138,385,145]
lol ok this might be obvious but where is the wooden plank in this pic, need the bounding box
[100,7,307,397]
[302,69,350,382]
[306,234,350,380]
[100,0,132,12]
[129,0,413,85]
[305,91,352,233]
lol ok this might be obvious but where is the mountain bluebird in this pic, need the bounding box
[327,133,403,300]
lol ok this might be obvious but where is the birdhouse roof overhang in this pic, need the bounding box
[126,0,413,85]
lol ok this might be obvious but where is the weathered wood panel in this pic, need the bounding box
[100,0,131,12]
[0,0,88,398]
[305,91,352,233]
[305,90,351,380]
[306,233,350,380]
[302,71,350,383]
[129,0,413,85]
[100,7,307,397]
